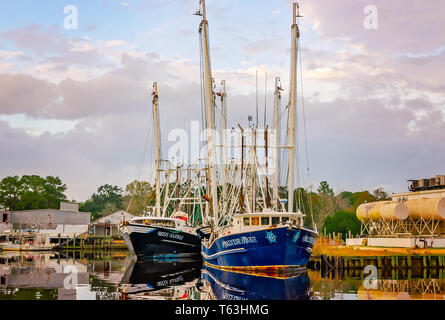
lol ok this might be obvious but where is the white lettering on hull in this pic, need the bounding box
[222,236,257,248]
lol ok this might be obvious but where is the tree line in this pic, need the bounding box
[0,175,391,234]
[0,175,67,211]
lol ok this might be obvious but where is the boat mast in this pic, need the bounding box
[220,80,228,205]
[152,82,161,217]
[287,3,300,212]
[199,0,218,221]
[273,77,282,210]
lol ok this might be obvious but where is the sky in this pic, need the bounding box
[1,0,444,201]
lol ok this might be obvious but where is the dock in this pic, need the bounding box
[311,237,445,273]
[55,234,128,251]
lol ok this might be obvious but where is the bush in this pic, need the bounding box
[322,210,361,239]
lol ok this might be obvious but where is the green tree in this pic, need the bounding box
[317,181,334,197]
[322,210,361,239]
[350,191,377,210]
[373,187,391,201]
[0,176,23,210]
[0,175,67,211]
[124,180,155,215]
[80,184,124,220]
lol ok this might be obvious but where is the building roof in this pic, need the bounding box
[0,209,90,215]
[92,211,136,225]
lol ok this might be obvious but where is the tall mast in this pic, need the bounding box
[152,82,161,216]
[287,3,300,212]
[273,77,282,210]
[199,0,218,220]
[220,80,227,205]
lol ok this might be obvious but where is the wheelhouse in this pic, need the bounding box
[130,217,186,229]
[232,211,305,232]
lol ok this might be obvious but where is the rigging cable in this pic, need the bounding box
[125,99,154,214]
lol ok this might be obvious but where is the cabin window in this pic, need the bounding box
[145,219,175,228]
[271,217,280,225]
[243,218,250,226]
[2,213,7,223]
[282,217,289,224]
[261,217,270,225]
[251,217,259,226]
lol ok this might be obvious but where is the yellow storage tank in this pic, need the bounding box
[356,201,409,222]
[404,197,445,220]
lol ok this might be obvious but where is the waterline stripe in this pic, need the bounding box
[201,247,246,260]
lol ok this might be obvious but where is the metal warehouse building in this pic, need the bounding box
[0,202,91,239]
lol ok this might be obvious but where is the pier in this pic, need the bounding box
[311,236,445,273]
[55,234,128,251]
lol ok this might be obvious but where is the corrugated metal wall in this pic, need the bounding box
[10,210,90,228]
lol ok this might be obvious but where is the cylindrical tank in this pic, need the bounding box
[356,201,409,222]
[404,197,445,220]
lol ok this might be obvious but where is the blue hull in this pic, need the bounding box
[201,266,311,300]
[202,227,317,269]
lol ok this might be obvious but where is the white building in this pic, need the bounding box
[0,202,91,239]
[91,211,136,236]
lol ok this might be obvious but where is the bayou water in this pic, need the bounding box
[1,252,444,300]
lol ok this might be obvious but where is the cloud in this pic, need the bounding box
[0,25,70,56]
[0,74,57,117]
[106,40,128,48]
[1,0,445,201]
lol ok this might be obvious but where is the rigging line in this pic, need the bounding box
[264,72,267,128]
[298,38,310,178]
[297,36,316,231]
[126,102,153,214]
[256,70,259,128]
[199,30,206,133]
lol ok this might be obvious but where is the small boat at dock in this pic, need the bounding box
[0,233,55,252]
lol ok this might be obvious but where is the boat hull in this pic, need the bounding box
[120,224,201,260]
[201,227,317,271]
[0,244,54,252]
[201,266,311,300]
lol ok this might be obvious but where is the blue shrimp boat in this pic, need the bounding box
[196,1,318,274]
[200,212,317,272]
[200,264,311,300]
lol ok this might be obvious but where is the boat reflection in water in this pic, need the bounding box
[119,258,202,300]
[358,278,445,300]
[199,266,312,300]
[0,251,130,300]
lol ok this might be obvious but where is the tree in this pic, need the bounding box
[43,176,67,209]
[0,175,67,211]
[317,181,334,197]
[322,210,361,239]
[0,176,23,210]
[124,180,155,215]
[350,191,377,210]
[80,184,124,220]
[373,187,391,201]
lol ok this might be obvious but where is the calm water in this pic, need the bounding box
[1,251,444,300]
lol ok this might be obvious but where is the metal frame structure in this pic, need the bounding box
[360,217,443,237]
